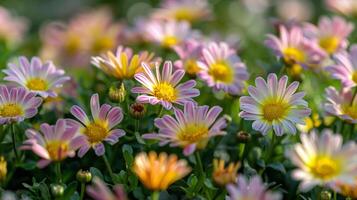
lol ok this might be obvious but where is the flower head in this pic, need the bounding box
[91,46,159,80]
[239,73,311,135]
[69,94,125,157]
[87,177,128,200]
[304,16,353,54]
[324,86,357,123]
[326,45,357,89]
[144,102,227,155]
[265,26,325,69]
[3,57,70,98]
[326,0,357,17]
[226,175,282,200]
[287,129,357,191]
[132,61,199,110]
[133,151,191,191]
[173,39,203,76]
[197,42,249,95]
[212,159,240,186]
[0,6,27,48]
[335,177,357,198]
[144,20,195,48]
[21,119,86,168]
[0,85,42,124]
[151,0,211,23]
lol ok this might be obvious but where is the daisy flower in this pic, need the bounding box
[287,129,357,191]
[132,61,199,110]
[133,151,191,191]
[143,102,227,155]
[0,85,42,125]
[3,56,70,98]
[173,39,203,76]
[324,86,357,123]
[197,42,249,95]
[151,0,211,23]
[226,175,282,200]
[212,159,240,186]
[68,93,125,157]
[21,119,86,168]
[87,177,128,200]
[304,16,354,55]
[0,6,27,48]
[91,46,159,80]
[326,0,357,17]
[335,178,357,198]
[144,20,196,48]
[265,25,325,68]
[239,73,311,136]
[326,45,357,89]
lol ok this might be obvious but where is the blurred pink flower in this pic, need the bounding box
[326,0,357,17]
[0,6,27,48]
[173,39,203,76]
[21,119,86,168]
[87,177,128,200]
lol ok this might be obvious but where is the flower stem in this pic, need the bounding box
[265,133,276,162]
[151,191,160,200]
[158,106,164,117]
[194,151,205,191]
[102,154,115,183]
[10,123,19,162]
[55,162,62,183]
[80,182,85,200]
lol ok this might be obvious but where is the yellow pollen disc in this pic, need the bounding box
[185,59,201,75]
[352,71,357,84]
[283,47,306,64]
[152,82,177,102]
[162,36,179,47]
[46,140,69,161]
[26,78,48,91]
[209,61,234,83]
[65,35,81,55]
[84,122,109,144]
[342,104,357,120]
[0,103,23,117]
[262,102,289,122]
[177,124,209,144]
[174,8,196,22]
[319,36,340,54]
[309,155,341,180]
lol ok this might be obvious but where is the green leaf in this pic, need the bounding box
[187,174,198,187]
[90,167,104,180]
[61,182,77,200]
[122,145,134,169]
[39,182,51,200]
[267,163,286,174]
[204,179,217,190]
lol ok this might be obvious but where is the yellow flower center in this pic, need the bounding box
[283,47,306,64]
[342,104,357,120]
[185,59,200,75]
[26,78,48,91]
[162,36,179,47]
[209,61,234,83]
[83,122,109,144]
[152,82,177,102]
[65,35,81,55]
[262,101,289,122]
[92,36,114,54]
[177,123,209,144]
[174,8,196,22]
[0,103,23,117]
[46,140,69,161]
[319,36,340,54]
[309,155,341,180]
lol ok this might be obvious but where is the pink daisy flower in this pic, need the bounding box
[0,85,42,124]
[132,61,199,110]
[326,45,357,89]
[21,119,86,168]
[0,6,27,48]
[143,102,227,155]
[3,56,70,98]
[326,0,357,17]
[173,39,203,76]
[265,25,325,68]
[87,177,128,200]
[239,73,311,136]
[68,94,125,157]
[324,86,357,123]
[226,175,282,200]
[197,42,249,95]
[304,16,354,55]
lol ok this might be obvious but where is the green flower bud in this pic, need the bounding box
[50,184,64,197]
[130,103,146,119]
[320,190,331,200]
[109,83,126,103]
[237,131,251,143]
[76,169,92,183]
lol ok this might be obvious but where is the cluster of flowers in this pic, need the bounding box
[0,0,357,199]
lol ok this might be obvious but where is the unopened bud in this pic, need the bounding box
[0,156,7,183]
[237,131,251,143]
[109,83,126,103]
[50,184,64,197]
[320,190,331,200]
[76,169,92,183]
[130,103,146,119]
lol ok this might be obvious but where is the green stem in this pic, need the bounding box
[55,162,62,183]
[151,191,160,200]
[158,106,164,117]
[333,191,337,200]
[194,152,205,191]
[238,143,245,159]
[102,154,115,183]
[11,123,19,162]
[80,182,85,200]
[265,134,276,162]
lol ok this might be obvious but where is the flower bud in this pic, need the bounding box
[109,83,126,103]
[130,103,146,119]
[0,156,7,183]
[50,184,64,197]
[212,159,240,186]
[237,131,251,143]
[76,169,92,183]
[320,190,331,200]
